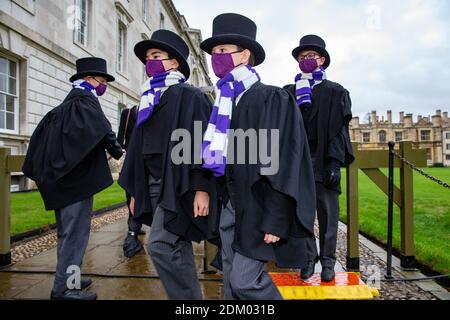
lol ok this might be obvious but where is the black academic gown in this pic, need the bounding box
[222,81,316,269]
[284,80,354,193]
[22,88,123,211]
[118,83,218,244]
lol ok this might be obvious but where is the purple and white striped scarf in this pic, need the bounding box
[295,67,326,106]
[202,64,260,177]
[137,70,186,126]
[72,79,98,98]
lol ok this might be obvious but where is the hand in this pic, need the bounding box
[324,169,340,188]
[193,191,209,218]
[129,196,135,216]
[324,159,341,189]
[264,233,280,244]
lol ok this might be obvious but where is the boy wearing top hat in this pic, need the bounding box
[200,13,316,300]
[284,35,354,282]
[118,29,217,300]
[23,57,123,300]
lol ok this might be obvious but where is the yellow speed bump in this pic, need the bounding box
[269,272,380,300]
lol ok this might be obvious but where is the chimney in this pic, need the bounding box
[387,110,392,124]
[371,111,377,125]
[436,109,442,116]
[404,113,413,127]
[432,113,441,127]
[417,115,422,123]
[351,117,360,128]
[399,111,404,123]
[443,112,448,120]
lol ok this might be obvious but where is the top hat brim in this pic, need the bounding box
[292,45,330,69]
[134,40,190,80]
[200,34,266,66]
[69,71,115,83]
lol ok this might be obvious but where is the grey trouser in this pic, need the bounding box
[53,197,93,295]
[219,201,282,300]
[146,175,202,300]
[307,182,340,268]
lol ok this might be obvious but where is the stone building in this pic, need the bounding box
[349,110,450,166]
[0,0,212,189]
[443,121,450,167]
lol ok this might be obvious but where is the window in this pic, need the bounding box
[421,130,431,141]
[74,0,89,46]
[447,144,450,151]
[143,0,150,23]
[379,130,386,143]
[446,155,450,161]
[117,22,127,73]
[362,132,370,143]
[395,131,403,142]
[160,13,165,29]
[446,132,450,140]
[0,57,18,133]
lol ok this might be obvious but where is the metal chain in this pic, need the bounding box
[392,150,450,190]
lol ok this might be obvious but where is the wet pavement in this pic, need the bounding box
[0,219,224,300]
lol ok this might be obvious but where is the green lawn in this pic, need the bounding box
[10,182,126,236]
[340,168,450,275]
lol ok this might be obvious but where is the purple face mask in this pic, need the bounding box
[146,59,168,77]
[211,51,241,78]
[95,82,107,96]
[299,58,319,73]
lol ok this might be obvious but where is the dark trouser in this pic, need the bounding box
[146,175,202,300]
[53,197,93,295]
[307,182,340,269]
[126,192,142,233]
[219,201,282,300]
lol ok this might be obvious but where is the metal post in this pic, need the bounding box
[385,142,395,279]
[346,142,360,271]
[0,147,12,267]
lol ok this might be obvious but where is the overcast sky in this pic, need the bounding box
[173,0,450,122]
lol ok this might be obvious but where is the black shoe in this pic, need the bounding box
[321,267,336,282]
[81,277,92,290]
[138,229,146,235]
[50,289,97,300]
[123,233,144,258]
[300,260,317,280]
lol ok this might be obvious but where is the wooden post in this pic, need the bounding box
[399,141,416,269]
[0,147,11,267]
[203,242,218,273]
[346,142,360,271]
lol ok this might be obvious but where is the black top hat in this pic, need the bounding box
[134,29,190,79]
[292,35,331,69]
[70,57,115,83]
[200,13,265,66]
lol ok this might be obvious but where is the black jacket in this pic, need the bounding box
[22,88,123,210]
[117,106,137,151]
[219,81,316,268]
[284,80,354,193]
[118,83,218,243]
